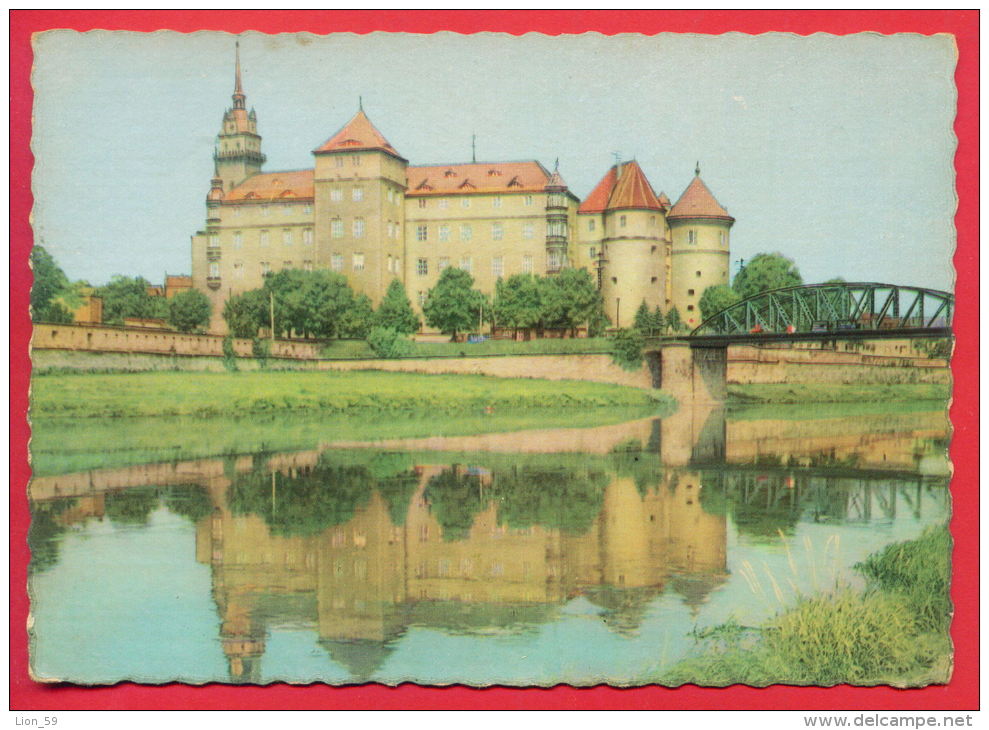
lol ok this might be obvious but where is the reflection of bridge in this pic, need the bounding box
[642,283,954,402]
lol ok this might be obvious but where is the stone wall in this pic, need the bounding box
[31,323,320,359]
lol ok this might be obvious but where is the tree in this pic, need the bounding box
[367,326,413,358]
[167,288,211,333]
[699,284,742,322]
[97,275,160,325]
[374,279,420,335]
[732,252,803,300]
[223,289,268,339]
[263,269,359,339]
[666,306,684,333]
[633,300,652,332]
[492,273,543,335]
[650,306,666,336]
[610,327,645,371]
[339,293,375,339]
[539,268,603,335]
[30,246,70,321]
[423,267,485,341]
[35,301,74,324]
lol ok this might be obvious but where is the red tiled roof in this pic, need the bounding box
[166,275,192,288]
[578,161,663,214]
[314,110,404,160]
[406,161,550,196]
[658,192,672,208]
[225,170,315,202]
[668,175,733,221]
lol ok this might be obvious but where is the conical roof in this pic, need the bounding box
[668,174,733,222]
[314,110,405,161]
[657,191,671,208]
[578,161,663,214]
[545,167,567,189]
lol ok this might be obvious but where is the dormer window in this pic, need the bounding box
[444,169,457,178]
[487,168,501,177]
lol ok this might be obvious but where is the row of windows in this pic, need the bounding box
[415,253,558,277]
[228,203,312,218]
[209,228,314,249]
[414,221,538,242]
[207,260,314,278]
[416,194,535,210]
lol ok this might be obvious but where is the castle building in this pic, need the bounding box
[192,49,732,333]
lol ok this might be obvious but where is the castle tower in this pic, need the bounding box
[582,161,666,329]
[667,164,734,330]
[214,41,266,192]
[312,107,408,305]
[544,161,571,273]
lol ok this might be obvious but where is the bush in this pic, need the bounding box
[221,336,238,372]
[252,337,271,368]
[609,328,644,371]
[367,327,413,359]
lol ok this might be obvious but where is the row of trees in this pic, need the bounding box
[30,246,212,333]
[698,252,804,322]
[489,268,607,338]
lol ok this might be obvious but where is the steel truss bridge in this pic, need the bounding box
[684,282,953,345]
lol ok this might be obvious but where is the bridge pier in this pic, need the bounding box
[650,342,728,404]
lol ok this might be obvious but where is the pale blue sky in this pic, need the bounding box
[32,31,956,290]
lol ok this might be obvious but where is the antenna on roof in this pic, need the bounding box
[359,96,363,112]
[472,133,476,163]
[554,157,559,172]
[613,151,623,178]
[695,161,701,176]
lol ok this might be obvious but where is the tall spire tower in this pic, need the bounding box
[214,40,265,192]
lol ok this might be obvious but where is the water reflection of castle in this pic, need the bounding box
[201,466,726,682]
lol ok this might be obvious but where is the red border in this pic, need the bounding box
[9,10,979,711]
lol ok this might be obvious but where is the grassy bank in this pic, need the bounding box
[30,370,669,420]
[728,383,950,405]
[661,525,952,687]
[321,337,612,359]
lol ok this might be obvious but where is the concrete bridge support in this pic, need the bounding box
[649,342,728,404]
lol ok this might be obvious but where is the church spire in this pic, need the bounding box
[232,40,246,110]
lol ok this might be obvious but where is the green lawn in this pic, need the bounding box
[728,383,950,405]
[320,337,612,359]
[30,369,669,420]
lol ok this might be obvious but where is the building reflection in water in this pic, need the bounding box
[27,403,949,683]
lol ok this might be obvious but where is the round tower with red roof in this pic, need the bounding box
[666,164,734,329]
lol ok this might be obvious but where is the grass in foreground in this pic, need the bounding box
[728,383,950,405]
[321,337,612,359]
[30,369,670,420]
[661,525,952,687]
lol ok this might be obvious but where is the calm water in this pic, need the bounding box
[28,402,950,685]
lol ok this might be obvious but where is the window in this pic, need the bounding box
[650,215,656,226]
[492,222,503,240]
[418,291,427,308]
[417,258,428,276]
[522,223,534,239]
[460,256,472,273]
[352,154,361,166]
[259,230,270,247]
[438,257,450,271]
[438,224,450,242]
[330,188,343,202]
[416,225,428,242]
[492,196,502,208]
[282,204,292,215]
[331,253,343,271]
[589,247,596,259]
[548,250,561,269]
[260,261,270,275]
[719,231,726,245]
[522,255,533,273]
[439,198,449,209]
[282,229,293,246]
[524,195,533,206]
[303,203,312,214]
[386,221,394,239]
[588,218,596,232]
[688,229,697,244]
[418,198,427,209]
[233,207,242,218]
[687,304,695,311]
[548,220,567,237]
[696,270,702,277]
[283,260,293,269]
[302,228,313,246]
[335,157,344,168]
[208,262,220,278]
[331,219,344,238]
[208,233,219,248]
[233,261,244,278]
[492,256,504,277]
[233,231,243,249]
[352,187,363,201]
[688,289,695,296]
[461,197,471,208]
[261,205,270,217]
[460,224,472,242]
[303,260,313,272]
[619,215,627,227]
[353,217,365,238]
[353,253,365,271]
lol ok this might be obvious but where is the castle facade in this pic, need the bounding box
[191,49,734,333]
